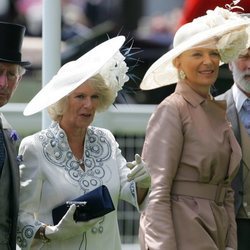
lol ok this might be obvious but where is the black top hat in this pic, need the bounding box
[0,22,31,67]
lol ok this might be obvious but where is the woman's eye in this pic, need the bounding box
[192,53,202,57]
[76,94,85,99]
[92,95,99,99]
[211,52,220,57]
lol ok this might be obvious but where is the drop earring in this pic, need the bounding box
[179,70,186,80]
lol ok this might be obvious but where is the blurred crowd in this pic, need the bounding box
[0,0,121,40]
[2,0,249,52]
[2,0,250,43]
[0,0,182,42]
[1,0,250,104]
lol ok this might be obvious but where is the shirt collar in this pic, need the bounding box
[0,113,12,129]
[232,83,249,112]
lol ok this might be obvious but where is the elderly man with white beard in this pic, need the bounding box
[216,45,250,250]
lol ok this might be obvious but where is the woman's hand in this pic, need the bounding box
[126,154,151,189]
[45,204,102,240]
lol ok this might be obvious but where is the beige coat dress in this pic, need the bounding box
[139,81,242,250]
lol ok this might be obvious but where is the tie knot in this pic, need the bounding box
[242,99,250,112]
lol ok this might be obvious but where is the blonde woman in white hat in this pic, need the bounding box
[16,36,151,250]
[139,6,250,250]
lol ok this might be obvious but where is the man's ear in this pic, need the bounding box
[228,62,233,72]
[14,75,22,92]
[18,75,22,82]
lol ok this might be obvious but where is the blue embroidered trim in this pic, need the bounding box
[38,122,112,191]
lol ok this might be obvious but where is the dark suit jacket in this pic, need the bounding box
[216,88,243,215]
[1,115,20,250]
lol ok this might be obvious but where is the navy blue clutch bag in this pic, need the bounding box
[52,185,115,224]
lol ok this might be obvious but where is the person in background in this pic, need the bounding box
[0,21,30,249]
[216,41,250,249]
[16,36,150,250]
[178,0,250,28]
[139,6,250,250]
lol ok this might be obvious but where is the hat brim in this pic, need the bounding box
[140,20,250,90]
[23,36,125,116]
[0,58,31,67]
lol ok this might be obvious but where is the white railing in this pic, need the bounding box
[1,103,156,136]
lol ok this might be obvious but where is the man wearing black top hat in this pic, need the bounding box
[0,21,30,249]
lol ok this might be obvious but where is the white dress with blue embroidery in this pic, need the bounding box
[17,122,144,250]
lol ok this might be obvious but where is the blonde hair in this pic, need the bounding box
[47,74,116,121]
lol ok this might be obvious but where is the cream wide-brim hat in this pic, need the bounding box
[23,36,126,116]
[140,11,250,90]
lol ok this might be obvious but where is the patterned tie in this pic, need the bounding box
[0,119,5,172]
[241,99,250,135]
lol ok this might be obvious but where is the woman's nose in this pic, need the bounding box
[203,54,213,65]
[83,97,93,108]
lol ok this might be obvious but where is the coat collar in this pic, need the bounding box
[175,81,211,107]
[175,81,227,110]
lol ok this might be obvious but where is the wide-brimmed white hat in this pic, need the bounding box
[140,7,250,90]
[24,36,129,116]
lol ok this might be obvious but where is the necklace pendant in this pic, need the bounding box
[78,159,84,165]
